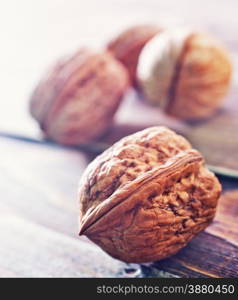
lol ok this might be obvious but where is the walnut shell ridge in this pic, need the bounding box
[30,49,129,145]
[78,127,221,263]
[108,25,162,84]
[137,28,232,120]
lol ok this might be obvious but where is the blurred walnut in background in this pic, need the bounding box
[137,28,232,120]
[30,49,129,145]
[108,25,162,84]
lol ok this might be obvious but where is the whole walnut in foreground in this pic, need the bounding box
[137,28,232,120]
[79,126,221,263]
[108,25,162,84]
[30,49,129,145]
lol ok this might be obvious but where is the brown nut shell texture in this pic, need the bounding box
[108,25,162,83]
[30,49,129,145]
[137,28,232,120]
[79,127,221,263]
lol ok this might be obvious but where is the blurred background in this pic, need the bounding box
[0,0,237,136]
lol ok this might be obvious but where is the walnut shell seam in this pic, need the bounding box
[79,149,202,235]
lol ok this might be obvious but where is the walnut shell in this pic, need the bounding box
[78,126,221,263]
[30,49,129,145]
[108,25,162,84]
[137,28,232,120]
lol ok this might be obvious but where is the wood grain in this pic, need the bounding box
[0,216,127,277]
[0,137,237,277]
[145,232,238,278]
[206,190,238,246]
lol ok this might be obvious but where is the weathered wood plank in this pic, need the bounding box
[0,216,128,278]
[0,138,87,238]
[206,190,238,246]
[0,137,237,277]
[147,232,238,278]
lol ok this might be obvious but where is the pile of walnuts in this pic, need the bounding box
[29,24,228,263]
[30,24,232,146]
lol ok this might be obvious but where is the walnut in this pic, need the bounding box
[30,49,129,145]
[108,25,162,84]
[78,126,221,263]
[137,28,232,120]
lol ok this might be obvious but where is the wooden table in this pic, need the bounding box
[0,135,237,278]
[0,0,238,278]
